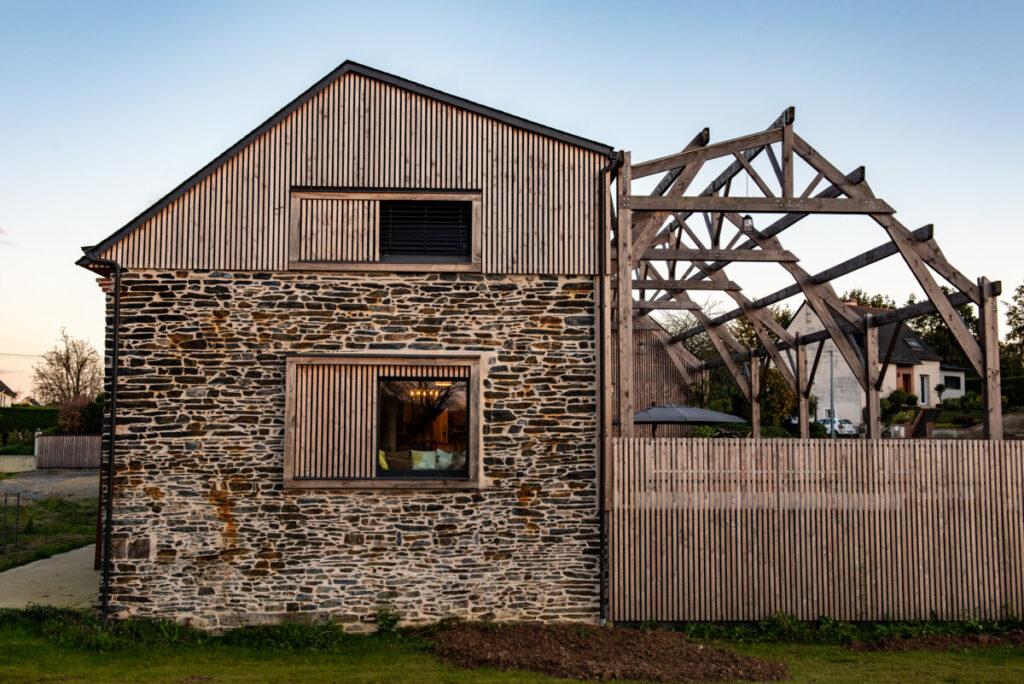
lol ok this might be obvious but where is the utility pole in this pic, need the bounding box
[829,349,835,439]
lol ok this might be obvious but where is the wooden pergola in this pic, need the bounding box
[604,108,1003,440]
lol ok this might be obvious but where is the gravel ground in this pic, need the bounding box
[0,469,100,500]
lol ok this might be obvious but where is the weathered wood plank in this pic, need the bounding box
[634,301,702,311]
[630,129,783,179]
[631,279,740,291]
[643,248,797,262]
[631,196,895,214]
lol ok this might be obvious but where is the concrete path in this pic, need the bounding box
[0,544,99,609]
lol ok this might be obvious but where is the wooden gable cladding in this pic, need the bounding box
[97,71,606,274]
[295,196,379,263]
[284,355,480,489]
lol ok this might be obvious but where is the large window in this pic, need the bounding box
[377,376,469,478]
[288,191,481,272]
[944,375,962,390]
[284,355,481,489]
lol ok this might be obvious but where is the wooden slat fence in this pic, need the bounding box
[35,435,102,468]
[610,438,1024,621]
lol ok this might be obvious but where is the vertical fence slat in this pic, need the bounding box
[35,435,102,468]
[608,438,1022,622]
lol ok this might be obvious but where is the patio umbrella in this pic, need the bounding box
[633,403,746,425]
[616,403,747,435]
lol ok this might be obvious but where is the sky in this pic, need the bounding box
[1,0,1022,399]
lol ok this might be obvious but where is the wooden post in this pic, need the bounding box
[616,152,635,438]
[864,314,881,439]
[796,334,809,439]
[979,277,1003,440]
[749,353,761,439]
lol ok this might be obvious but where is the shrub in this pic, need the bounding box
[889,410,917,425]
[375,603,402,633]
[941,397,961,410]
[960,391,982,410]
[0,443,33,455]
[58,397,90,434]
[954,413,979,427]
[0,407,58,440]
[887,389,908,408]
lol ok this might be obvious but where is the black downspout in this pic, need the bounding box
[597,153,621,626]
[88,256,121,622]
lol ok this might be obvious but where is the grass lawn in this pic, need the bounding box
[731,642,1024,683]
[0,497,97,572]
[1,616,1023,683]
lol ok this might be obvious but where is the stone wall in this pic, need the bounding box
[103,269,599,629]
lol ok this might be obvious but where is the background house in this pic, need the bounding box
[786,300,960,425]
[0,379,16,408]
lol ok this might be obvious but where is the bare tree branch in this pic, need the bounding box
[32,328,103,405]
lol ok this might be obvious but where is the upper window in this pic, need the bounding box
[379,200,472,263]
[284,355,481,489]
[288,190,481,272]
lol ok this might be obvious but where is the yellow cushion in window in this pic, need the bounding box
[378,450,389,470]
[411,450,436,469]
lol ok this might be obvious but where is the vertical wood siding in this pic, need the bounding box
[35,435,102,468]
[99,73,604,274]
[297,198,379,262]
[610,326,695,437]
[610,438,1024,621]
[290,361,472,480]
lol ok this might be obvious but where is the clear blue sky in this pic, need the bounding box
[1,0,1021,397]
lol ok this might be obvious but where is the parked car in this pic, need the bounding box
[817,418,858,436]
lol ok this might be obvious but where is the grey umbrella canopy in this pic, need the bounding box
[632,403,746,425]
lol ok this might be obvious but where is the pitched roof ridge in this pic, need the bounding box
[79,60,614,267]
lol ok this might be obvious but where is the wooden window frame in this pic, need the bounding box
[283,353,485,490]
[288,190,483,272]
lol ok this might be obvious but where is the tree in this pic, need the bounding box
[32,329,103,405]
[728,304,793,349]
[1004,282,1024,376]
[1007,282,1024,345]
[841,288,897,309]
[759,366,795,427]
[905,287,979,371]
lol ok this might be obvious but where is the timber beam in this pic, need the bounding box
[634,301,702,311]
[631,128,783,179]
[693,288,984,373]
[631,196,894,214]
[632,279,740,291]
[668,225,934,344]
[642,248,798,262]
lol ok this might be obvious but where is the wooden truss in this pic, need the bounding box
[606,108,1003,440]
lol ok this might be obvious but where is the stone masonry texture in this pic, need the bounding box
[103,270,599,630]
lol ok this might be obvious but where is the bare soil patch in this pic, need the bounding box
[431,623,788,682]
[849,631,1024,652]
